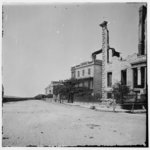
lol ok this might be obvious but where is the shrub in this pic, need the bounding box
[94,93,101,100]
[53,79,93,103]
[75,87,92,97]
[112,82,130,104]
[34,94,46,100]
[46,94,53,98]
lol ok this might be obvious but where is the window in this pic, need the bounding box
[78,71,80,77]
[107,92,112,99]
[107,72,112,87]
[88,68,91,75]
[121,70,127,85]
[139,44,145,55]
[107,49,112,63]
[82,82,85,87]
[71,72,75,78]
[82,70,85,76]
[88,81,90,89]
[91,80,93,89]
[141,67,145,88]
[133,68,137,87]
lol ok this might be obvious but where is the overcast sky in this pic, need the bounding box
[2,2,145,97]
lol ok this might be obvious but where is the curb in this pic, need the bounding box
[62,102,146,114]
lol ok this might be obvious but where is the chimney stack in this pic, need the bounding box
[138,5,147,55]
[100,21,109,100]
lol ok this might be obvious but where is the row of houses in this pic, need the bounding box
[45,5,147,101]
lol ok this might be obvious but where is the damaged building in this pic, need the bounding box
[98,5,147,100]
[71,5,147,101]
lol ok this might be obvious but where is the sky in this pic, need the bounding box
[2,2,146,97]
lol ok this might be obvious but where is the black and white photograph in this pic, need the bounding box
[2,0,148,147]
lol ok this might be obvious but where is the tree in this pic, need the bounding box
[53,84,64,102]
[61,78,78,103]
[53,84,65,96]
[74,87,92,97]
[34,94,46,100]
[53,79,92,103]
[46,94,53,98]
[112,82,130,104]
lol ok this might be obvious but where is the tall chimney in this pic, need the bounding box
[138,5,147,55]
[100,21,109,100]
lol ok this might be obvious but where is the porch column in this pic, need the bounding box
[145,67,147,88]
[137,67,141,85]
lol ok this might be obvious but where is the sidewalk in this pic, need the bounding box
[62,101,146,113]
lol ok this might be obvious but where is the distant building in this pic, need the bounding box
[45,81,63,95]
[71,60,102,96]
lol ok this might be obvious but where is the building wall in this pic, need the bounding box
[74,65,94,79]
[45,88,48,95]
[102,56,133,99]
[45,85,53,95]
[99,21,139,100]
[49,86,53,94]
[71,61,102,95]
[93,64,102,96]
[99,5,147,99]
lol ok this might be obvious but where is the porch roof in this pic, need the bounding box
[76,77,93,82]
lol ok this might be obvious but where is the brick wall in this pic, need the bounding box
[93,64,102,97]
[100,21,109,99]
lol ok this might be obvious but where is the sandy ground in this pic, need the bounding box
[2,100,146,147]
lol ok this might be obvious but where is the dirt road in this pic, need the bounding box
[2,100,146,147]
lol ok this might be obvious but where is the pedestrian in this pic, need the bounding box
[112,94,116,112]
[53,94,57,102]
[58,94,61,103]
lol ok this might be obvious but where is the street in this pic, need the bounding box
[2,100,146,147]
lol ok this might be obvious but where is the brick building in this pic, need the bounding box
[71,60,102,96]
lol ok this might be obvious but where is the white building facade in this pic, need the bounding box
[71,60,102,96]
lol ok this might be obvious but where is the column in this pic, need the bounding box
[137,67,141,85]
[145,67,147,88]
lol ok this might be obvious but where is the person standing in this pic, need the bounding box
[112,94,116,112]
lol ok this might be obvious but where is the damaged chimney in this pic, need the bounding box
[138,5,147,55]
[100,21,109,100]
